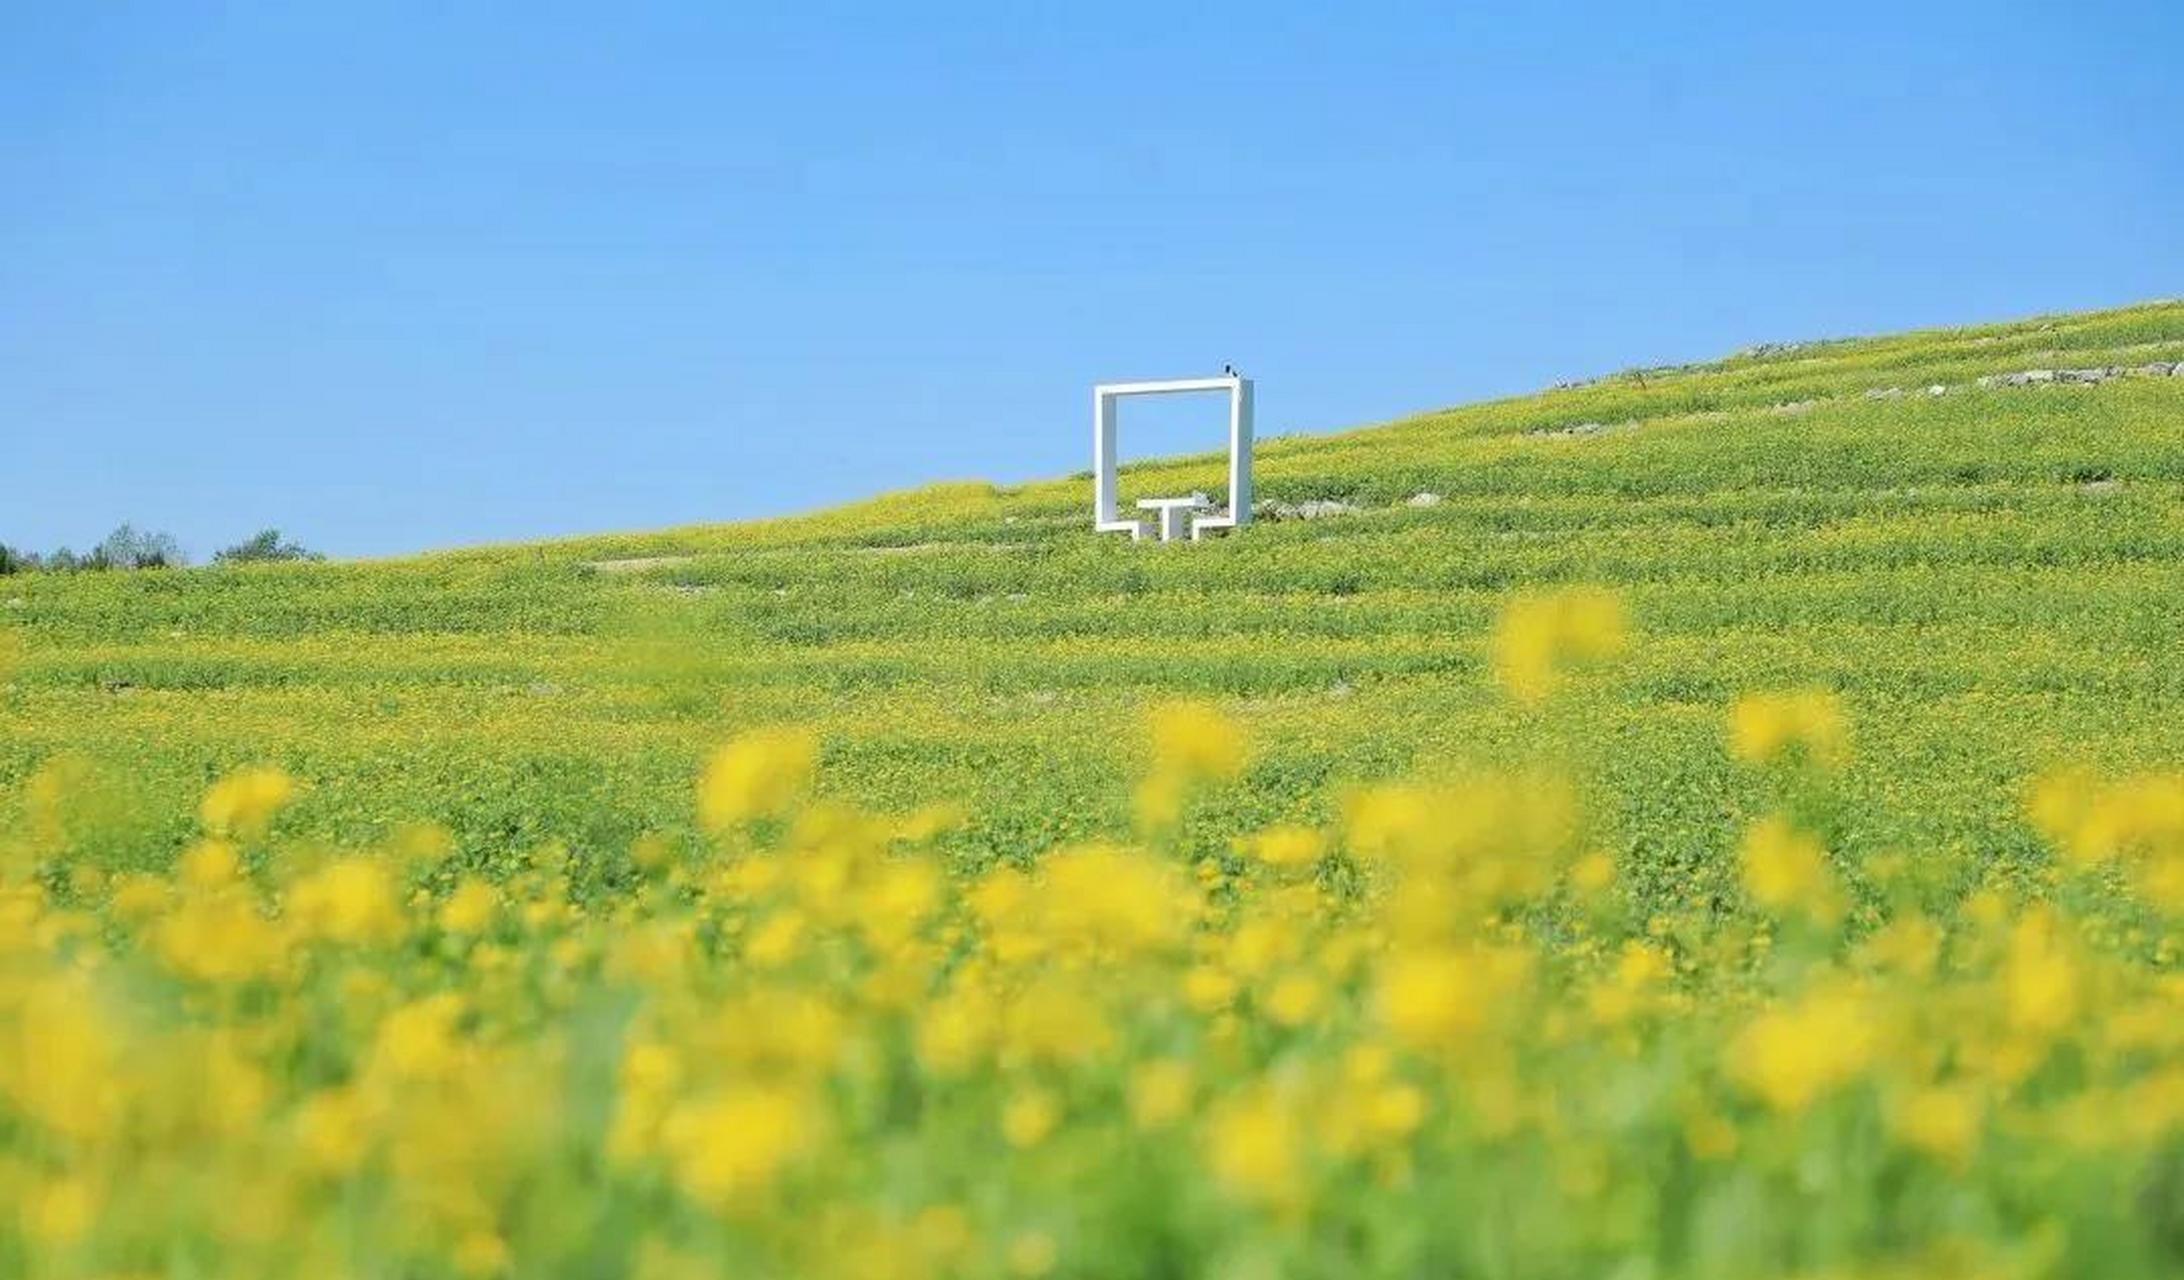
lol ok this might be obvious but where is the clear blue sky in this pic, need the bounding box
[5,2,2180,558]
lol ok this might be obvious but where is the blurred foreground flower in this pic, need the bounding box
[1729,689,1850,769]
[199,765,297,839]
[699,727,819,831]
[1489,587,1627,702]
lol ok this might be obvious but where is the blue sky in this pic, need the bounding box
[5,2,2180,558]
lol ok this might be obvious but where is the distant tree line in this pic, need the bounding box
[0,526,321,575]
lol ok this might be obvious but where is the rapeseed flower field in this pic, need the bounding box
[5,300,2184,1275]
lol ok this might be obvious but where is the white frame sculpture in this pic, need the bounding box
[1091,375,1254,542]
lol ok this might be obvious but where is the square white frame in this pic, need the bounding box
[1091,375,1254,541]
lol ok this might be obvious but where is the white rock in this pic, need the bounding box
[1406,492,1444,508]
[1256,498,1361,521]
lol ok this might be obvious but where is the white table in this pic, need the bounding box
[1137,495,1211,544]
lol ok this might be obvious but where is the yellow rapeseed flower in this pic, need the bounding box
[21,1176,99,1245]
[1146,700,1246,783]
[1489,587,1628,702]
[1207,1084,1304,1206]
[157,896,286,985]
[1036,842,1195,957]
[1001,1087,1061,1149]
[1128,1058,1194,1131]
[1377,945,1531,1052]
[177,838,244,891]
[1264,972,1328,1028]
[287,857,403,946]
[1242,824,1326,871]
[1727,984,1875,1113]
[659,1084,815,1208]
[439,878,500,935]
[293,1086,373,1176]
[697,727,819,831]
[1893,1085,1981,1166]
[1728,690,1849,769]
[1739,815,1839,921]
[2002,909,2081,1041]
[199,765,298,839]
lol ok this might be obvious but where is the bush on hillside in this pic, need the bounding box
[92,523,186,570]
[213,528,323,564]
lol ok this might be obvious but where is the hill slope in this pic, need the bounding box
[7,300,2184,1276]
[7,300,2183,891]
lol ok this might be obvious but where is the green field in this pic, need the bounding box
[5,300,2184,1277]
[11,301,2184,889]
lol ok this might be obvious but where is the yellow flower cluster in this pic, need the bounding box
[2026,768,2184,908]
[2,591,2182,1277]
[1487,586,1628,702]
[1729,689,1851,769]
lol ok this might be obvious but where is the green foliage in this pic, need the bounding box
[214,528,324,565]
[1,300,2183,1275]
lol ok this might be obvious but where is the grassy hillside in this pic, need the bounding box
[8,300,2184,889]
[5,299,2184,1278]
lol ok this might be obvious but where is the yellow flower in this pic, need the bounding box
[1727,984,1874,1113]
[853,857,943,952]
[1264,972,1328,1028]
[157,896,286,984]
[391,821,457,868]
[1182,965,1239,1014]
[697,727,818,831]
[1489,587,1628,702]
[1128,1058,1194,1131]
[660,1084,814,1207]
[439,878,500,935]
[1001,978,1114,1067]
[287,857,403,946]
[1242,824,1326,871]
[916,989,998,1078]
[1039,842,1196,956]
[199,765,298,838]
[1568,850,1617,897]
[1893,1085,1981,1166]
[0,976,123,1142]
[1728,690,1849,769]
[108,872,174,926]
[1739,815,1838,920]
[1001,1087,1060,1149]
[1145,700,1246,783]
[21,1176,99,1245]
[369,994,469,1083]
[1378,945,1530,1052]
[1587,941,1671,1025]
[177,838,244,890]
[744,910,808,968]
[1207,1085,1304,1206]
[2003,909,2081,1040]
[2025,768,2184,877]
[294,1087,373,1176]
